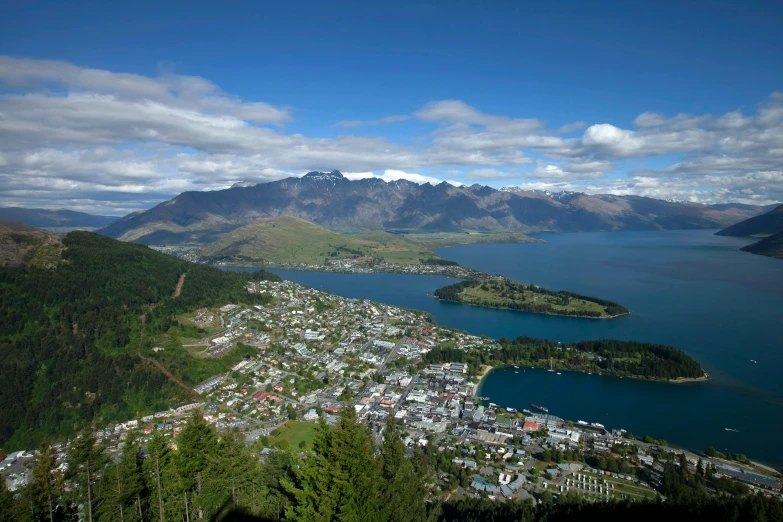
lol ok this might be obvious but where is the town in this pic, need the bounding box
[3,278,781,505]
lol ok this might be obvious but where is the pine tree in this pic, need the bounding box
[201,430,260,520]
[144,430,170,522]
[29,444,64,522]
[283,417,337,522]
[66,428,107,522]
[330,407,383,522]
[380,414,426,522]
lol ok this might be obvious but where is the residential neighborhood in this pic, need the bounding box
[4,278,782,505]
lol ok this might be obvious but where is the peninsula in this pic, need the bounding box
[434,278,630,319]
[428,336,708,383]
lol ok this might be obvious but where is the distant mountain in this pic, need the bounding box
[0,207,117,229]
[715,204,783,237]
[741,230,783,259]
[0,220,63,267]
[201,216,435,265]
[99,170,768,245]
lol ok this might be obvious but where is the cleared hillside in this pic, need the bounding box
[0,220,63,267]
[201,216,435,265]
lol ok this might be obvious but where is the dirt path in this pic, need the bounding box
[172,273,186,298]
[137,314,197,398]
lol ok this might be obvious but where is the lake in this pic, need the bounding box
[233,229,783,465]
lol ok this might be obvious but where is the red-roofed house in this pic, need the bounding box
[523,421,539,431]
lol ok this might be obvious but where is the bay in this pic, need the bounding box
[229,229,783,466]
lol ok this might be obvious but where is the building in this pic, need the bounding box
[171,401,202,414]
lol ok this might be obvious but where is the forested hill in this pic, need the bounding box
[741,229,783,259]
[0,231,278,449]
[425,336,706,381]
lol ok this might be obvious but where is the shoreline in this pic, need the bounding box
[472,365,495,398]
[493,363,709,385]
[433,297,631,320]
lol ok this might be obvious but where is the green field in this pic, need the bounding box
[273,421,318,449]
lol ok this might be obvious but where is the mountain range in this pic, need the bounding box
[0,207,116,229]
[99,171,773,245]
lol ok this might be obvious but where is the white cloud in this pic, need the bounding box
[0,56,781,212]
[343,170,461,186]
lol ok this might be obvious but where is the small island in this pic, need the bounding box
[434,278,630,319]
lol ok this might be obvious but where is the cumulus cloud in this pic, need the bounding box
[344,169,462,186]
[0,56,781,212]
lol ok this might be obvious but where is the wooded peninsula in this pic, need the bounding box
[434,278,630,319]
[425,336,708,382]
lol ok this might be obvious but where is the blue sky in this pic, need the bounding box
[1,0,782,214]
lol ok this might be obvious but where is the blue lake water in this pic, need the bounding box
[230,229,783,466]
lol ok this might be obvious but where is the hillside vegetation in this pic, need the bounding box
[434,278,630,318]
[0,231,278,449]
[426,336,706,381]
[4,409,778,522]
[201,216,437,265]
[741,230,783,259]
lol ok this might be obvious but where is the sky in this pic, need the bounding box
[1,0,782,215]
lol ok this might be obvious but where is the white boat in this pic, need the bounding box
[749,360,757,364]
[556,372,561,375]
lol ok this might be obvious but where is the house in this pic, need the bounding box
[522,421,539,431]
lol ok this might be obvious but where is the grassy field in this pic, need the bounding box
[273,421,318,449]
[459,281,611,317]
[201,217,434,265]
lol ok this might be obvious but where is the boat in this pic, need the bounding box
[725,428,740,432]
[547,358,555,372]
[530,402,549,413]
[556,372,561,375]
[590,422,605,429]
[522,409,533,415]
[514,371,519,374]
[513,365,519,369]
[749,360,757,364]
[577,420,588,425]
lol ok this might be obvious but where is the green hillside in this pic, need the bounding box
[716,204,783,237]
[742,230,783,259]
[0,231,278,449]
[201,216,436,265]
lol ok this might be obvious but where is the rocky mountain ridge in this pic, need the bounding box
[99,171,773,245]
